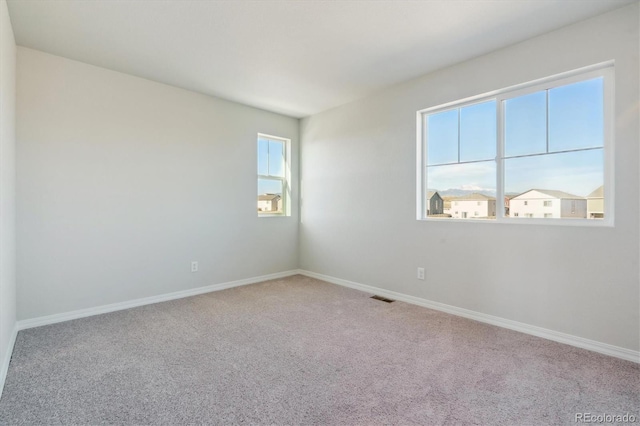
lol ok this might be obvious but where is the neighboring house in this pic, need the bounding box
[450,193,496,219]
[443,200,452,215]
[504,197,510,216]
[257,193,282,212]
[426,191,444,216]
[509,189,586,219]
[587,185,604,219]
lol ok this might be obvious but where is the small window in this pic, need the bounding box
[418,63,613,226]
[257,134,290,216]
[544,213,553,218]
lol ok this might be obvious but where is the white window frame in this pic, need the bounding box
[416,61,614,227]
[258,133,291,217]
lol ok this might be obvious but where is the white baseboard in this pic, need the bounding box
[298,269,640,364]
[17,269,301,331]
[12,268,639,364]
[0,324,18,398]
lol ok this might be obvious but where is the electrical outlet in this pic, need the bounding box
[417,267,425,280]
[191,261,198,272]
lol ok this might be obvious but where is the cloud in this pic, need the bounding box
[428,161,496,192]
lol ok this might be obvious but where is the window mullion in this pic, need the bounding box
[422,113,428,219]
[266,138,270,175]
[496,98,505,221]
[457,109,461,163]
[546,90,550,153]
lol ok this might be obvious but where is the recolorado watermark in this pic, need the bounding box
[575,413,637,423]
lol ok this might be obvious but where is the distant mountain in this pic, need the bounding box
[428,188,523,199]
[430,188,495,198]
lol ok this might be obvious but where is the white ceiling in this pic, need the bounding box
[7,0,636,118]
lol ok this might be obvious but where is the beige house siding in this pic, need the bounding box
[451,199,496,218]
[257,195,282,212]
[587,198,604,218]
[586,185,604,219]
[510,190,586,219]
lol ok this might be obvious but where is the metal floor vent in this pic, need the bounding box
[371,295,395,303]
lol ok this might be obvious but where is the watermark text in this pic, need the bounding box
[575,413,637,423]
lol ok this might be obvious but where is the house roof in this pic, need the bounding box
[426,191,441,200]
[453,193,496,201]
[512,189,584,200]
[587,185,604,198]
[258,193,281,201]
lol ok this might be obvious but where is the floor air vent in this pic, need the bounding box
[371,295,395,303]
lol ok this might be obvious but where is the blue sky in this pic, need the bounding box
[427,100,496,165]
[258,138,285,195]
[427,77,604,197]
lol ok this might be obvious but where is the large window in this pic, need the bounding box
[257,134,290,216]
[417,63,613,225]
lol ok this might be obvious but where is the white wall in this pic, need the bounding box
[0,0,16,389]
[17,48,299,320]
[300,5,640,351]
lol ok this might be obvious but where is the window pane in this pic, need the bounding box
[257,138,269,175]
[505,91,546,157]
[427,109,458,165]
[268,140,285,177]
[427,161,496,219]
[505,150,603,219]
[460,100,496,162]
[257,179,283,214]
[549,77,604,152]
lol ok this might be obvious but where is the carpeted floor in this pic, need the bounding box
[0,275,637,425]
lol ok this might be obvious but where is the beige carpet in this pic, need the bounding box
[0,275,637,425]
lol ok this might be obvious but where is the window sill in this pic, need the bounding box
[418,217,613,227]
